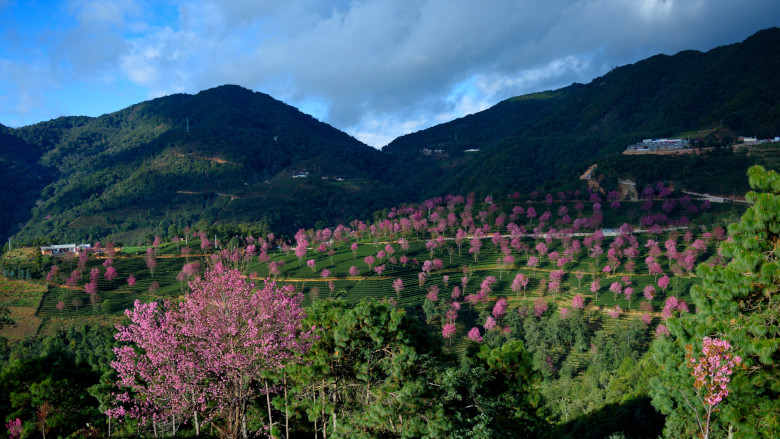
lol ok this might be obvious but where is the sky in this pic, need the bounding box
[1,1,779,148]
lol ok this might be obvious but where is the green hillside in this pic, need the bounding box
[381,27,780,199]
[2,86,399,245]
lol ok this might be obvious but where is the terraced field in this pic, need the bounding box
[2,193,721,371]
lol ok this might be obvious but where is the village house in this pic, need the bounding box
[39,244,92,256]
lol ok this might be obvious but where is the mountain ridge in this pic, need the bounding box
[1,85,398,245]
[379,27,780,199]
[2,28,779,245]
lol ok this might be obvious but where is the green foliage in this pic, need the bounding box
[283,299,450,437]
[454,340,545,437]
[0,325,117,438]
[651,165,780,438]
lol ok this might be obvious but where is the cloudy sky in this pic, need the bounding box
[1,1,779,147]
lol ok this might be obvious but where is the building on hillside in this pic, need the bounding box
[625,138,690,152]
[292,171,309,179]
[40,244,91,256]
[738,136,758,144]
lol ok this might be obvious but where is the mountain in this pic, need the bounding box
[0,123,55,246]
[381,27,780,199]
[3,29,780,245]
[2,85,399,245]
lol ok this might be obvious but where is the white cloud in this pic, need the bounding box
[2,0,779,142]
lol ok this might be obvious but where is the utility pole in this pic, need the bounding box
[186,117,190,133]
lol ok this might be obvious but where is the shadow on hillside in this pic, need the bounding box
[547,396,665,439]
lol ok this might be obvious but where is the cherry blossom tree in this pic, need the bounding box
[469,236,482,261]
[442,323,456,344]
[393,278,404,300]
[467,327,483,342]
[363,255,375,271]
[658,275,670,294]
[295,238,308,265]
[104,266,118,284]
[109,263,312,438]
[5,418,21,439]
[46,265,60,284]
[681,337,742,439]
[571,294,585,310]
[533,298,548,317]
[511,273,529,298]
[492,297,507,319]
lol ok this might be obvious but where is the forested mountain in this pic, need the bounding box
[381,27,780,199]
[2,86,399,244]
[0,124,54,245]
[2,29,779,246]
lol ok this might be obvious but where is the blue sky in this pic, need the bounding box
[1,0,779,148]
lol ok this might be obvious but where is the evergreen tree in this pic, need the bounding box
[651,166,780,438]
[283,299,450,438]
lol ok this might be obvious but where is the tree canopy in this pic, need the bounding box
[651,165,780,438]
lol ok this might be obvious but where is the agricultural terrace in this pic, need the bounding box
[1,184,741,373]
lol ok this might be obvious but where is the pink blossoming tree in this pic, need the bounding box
[108,263,312,438]
[681,337,742,439]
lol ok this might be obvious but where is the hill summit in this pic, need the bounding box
[2,85,397,244]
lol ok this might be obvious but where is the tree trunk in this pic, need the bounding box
[313,391,318,439]
[193,410,200,437]
[265,380,274,436]
[331,386,337,432]
[321,388,327,439]
[284,373,290,439]
[242,409,248,439]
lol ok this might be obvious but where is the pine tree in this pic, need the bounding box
[651,166,780,438]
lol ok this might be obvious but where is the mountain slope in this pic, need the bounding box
[382,27,780,199]
[0,124,55,246]
[4,86,398,244]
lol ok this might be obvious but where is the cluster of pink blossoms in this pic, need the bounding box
[687,337,742,406]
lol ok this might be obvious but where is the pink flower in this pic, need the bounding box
[442,323,456,339]
[492,297,508,319]
[533,298,548,317]
[467,327,483,342]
